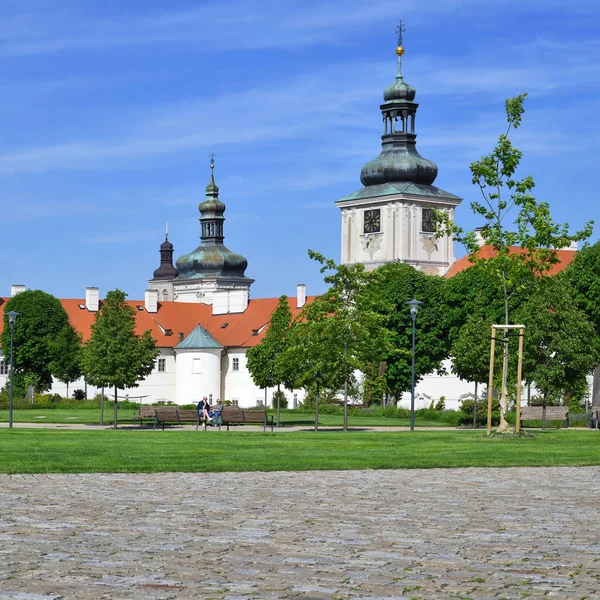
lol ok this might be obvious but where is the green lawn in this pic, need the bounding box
[0,429,598,474]
[0,408,454,428]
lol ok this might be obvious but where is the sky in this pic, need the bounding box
[1,0,599,301]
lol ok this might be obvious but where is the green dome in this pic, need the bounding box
[174,170,251,282]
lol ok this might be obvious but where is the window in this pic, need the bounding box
[232,357,239,371]
[157,358,166,372]
[231,399,239,407]
[0,361,8,376]
[422,208,436,233]
[162,289,168,301]
[193,358,202,374]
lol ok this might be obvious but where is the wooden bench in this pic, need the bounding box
[220,408,274,432]
[133,406,157,426]
[177,409,203,430]
[153,407,181,430]
[520,406,569,429]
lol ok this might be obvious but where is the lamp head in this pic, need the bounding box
[406,299,423,316]
[6,311,19,325]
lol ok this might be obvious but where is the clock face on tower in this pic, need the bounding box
[364,209,381,234]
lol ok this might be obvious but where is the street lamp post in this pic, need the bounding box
[406,300,422,432]
[6,311,19,429]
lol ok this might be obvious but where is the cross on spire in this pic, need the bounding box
[396,19,405,47]
[209,151,215,170]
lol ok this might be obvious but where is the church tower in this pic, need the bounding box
[148,228,178,302]
[172,158,254,313]
[335,23,461,275]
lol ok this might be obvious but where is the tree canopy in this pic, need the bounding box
[1,290,79,394]
[367,262,449,399]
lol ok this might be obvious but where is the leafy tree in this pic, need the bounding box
[284,252,389,430]
[81,289,158,429]
[49,324,83,398]
[367,262,449,401]
[246,295,294,426]
[515,277,598,404]
[562,241,600,405]
[0,290,75,393]
[438,94,592,432]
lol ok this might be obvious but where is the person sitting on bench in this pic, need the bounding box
[208,400,223,427]
[197,396,212,424]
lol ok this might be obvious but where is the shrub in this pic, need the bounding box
[72,389,86,400]
[271,390,288,409]
[434,396,446,411]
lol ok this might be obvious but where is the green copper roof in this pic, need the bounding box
[335,181,461,203]
[175,324,223,350]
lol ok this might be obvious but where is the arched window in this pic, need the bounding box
[163,289,169,301]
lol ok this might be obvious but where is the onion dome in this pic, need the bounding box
[152,229,178,281]
[174,162,251,281]
[359,31,438,188]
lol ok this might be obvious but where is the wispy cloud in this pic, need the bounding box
[3,0,598,57]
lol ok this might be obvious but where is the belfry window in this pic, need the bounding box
[422,208,436,233]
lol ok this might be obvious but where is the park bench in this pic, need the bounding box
[153,407,182,430]
[520,406,569,429]
[177,409,203,430]
[219,408,274,432]
[133,406,157,427]
[589,408,600,429]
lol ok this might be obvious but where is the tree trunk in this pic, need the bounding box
[113,385,118,430]
[66,382,69,399]
[473,382,478,429]
[497,329,511,433]
[276,383,281,427]
[100,387,105,426]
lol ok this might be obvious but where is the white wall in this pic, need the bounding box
[175,348,221,405]
[340,197,458,275]
[222,348,307,408]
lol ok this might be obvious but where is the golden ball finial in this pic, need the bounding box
[396,46,404,56]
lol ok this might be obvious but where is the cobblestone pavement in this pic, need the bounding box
[1,468,599,599]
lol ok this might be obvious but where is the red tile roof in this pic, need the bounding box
[0,296,313,349]
[446,245,577,278]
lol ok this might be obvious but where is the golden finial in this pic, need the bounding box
[209,151,215,170]
[396,20,405,56]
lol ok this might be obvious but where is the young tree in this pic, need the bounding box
[1,290,74,393]
[81,289,158,429]
[438,94,592,432]
[283,252,389,431]
[367,262,450,401]
[516,277,598,405]
[562,241,600,405]
[50,325,83,398]
[246,295,294,425]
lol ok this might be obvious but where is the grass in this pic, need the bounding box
[0,429,599,474]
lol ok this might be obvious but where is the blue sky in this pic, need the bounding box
[1,0,599,301]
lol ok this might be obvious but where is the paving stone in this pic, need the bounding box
[0,468,599,598]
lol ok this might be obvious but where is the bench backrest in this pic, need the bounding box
[243,410,267,423]
[155,407,179,421]
[520,406,568,420]
[177,409,199,420]
[221,408,244,422]
[139,406,157,418]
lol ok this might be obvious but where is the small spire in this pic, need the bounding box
[395,19,406,79]
[210,151,215,171]
[165,222,169,240]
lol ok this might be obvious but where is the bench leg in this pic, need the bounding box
[153,418,157,431]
